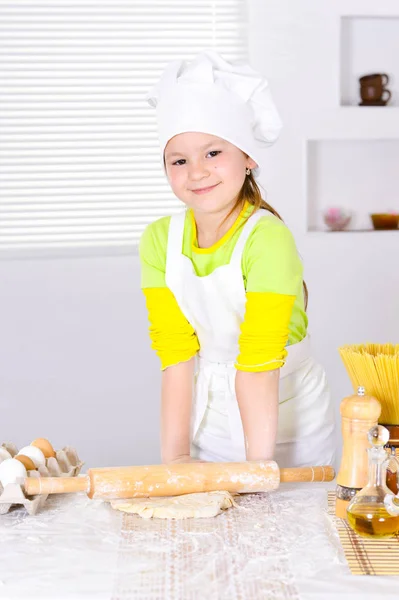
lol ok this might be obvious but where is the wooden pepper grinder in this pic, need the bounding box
[336,386,381,519]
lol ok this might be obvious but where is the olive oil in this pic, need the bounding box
[347,502,399,539]
[347,425,399,539]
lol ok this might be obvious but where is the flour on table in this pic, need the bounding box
[110,491,238,519]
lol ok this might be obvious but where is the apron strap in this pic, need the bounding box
[166,206,269,279]
[165,209,187,285]
[229,207,268,265]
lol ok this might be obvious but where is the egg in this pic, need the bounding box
[31,438,56,459]
[15,455,36,470]
[17,445,46,468]
[0,458,27,487]
[0,447,13,464]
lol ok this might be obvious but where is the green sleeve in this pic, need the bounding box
[242,214,303,294]
[138,216,170,289]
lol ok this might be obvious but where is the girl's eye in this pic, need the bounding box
[171,150,220,166]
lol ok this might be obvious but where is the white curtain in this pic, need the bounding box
[0,0,248,256]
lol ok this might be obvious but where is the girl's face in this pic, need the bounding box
[164,132,257,216]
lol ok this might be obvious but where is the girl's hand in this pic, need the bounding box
[167,454,208,464]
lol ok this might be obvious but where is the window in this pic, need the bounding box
[0,0,248,257]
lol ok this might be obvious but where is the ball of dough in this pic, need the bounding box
[31,438,56,459]
[15,455,36,470]
[0,458,27,487]
[17,446,46,468]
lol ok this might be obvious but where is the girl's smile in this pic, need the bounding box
[190,183,220,195]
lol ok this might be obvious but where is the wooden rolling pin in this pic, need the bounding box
[24,461,334,500]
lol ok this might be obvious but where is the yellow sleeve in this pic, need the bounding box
[235,292,296,372]
[143,288,200,370]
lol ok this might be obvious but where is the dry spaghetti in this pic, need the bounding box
[339,344,399,425]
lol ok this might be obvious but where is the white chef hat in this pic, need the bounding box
[145,50,282,176]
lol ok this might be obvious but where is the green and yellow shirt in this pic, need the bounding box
[139,201,308,372]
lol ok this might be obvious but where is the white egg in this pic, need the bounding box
[17,445,46,468]
[0,458,27,487]
[0,447,12,464]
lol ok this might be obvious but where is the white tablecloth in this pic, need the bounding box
[0,482,398,600]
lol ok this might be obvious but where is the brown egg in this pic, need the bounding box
[31,438,56,459]
[15,455,36,470]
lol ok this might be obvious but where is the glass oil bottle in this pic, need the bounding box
[347,425,399,539]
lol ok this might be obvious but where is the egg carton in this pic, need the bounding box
[0,442,84,515]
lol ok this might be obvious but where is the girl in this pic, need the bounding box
[139,51,335,467]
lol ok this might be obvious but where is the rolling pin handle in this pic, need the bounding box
[24,475,90,496]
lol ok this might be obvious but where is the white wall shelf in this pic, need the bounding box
[305,107,399,140]
[340,15,399,107]
[304,8,399,234]
[305,138,399,232]
[302,7,399,234]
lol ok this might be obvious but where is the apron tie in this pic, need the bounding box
[195,356,246,448]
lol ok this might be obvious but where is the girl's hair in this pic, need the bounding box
[232,172,309,310]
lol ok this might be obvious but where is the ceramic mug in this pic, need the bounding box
[359,73,391,103]
[360,73,389,87]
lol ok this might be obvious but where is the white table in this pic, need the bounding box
[0,482,398,600]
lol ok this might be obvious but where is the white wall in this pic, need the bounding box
[0,254,161,467]
[249,0,399,469]
[1,0,399,469]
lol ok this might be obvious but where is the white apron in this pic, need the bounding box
[165,208,336,467]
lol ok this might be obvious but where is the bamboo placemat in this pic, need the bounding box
[327,491,399,575]
[112,491,301,599]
